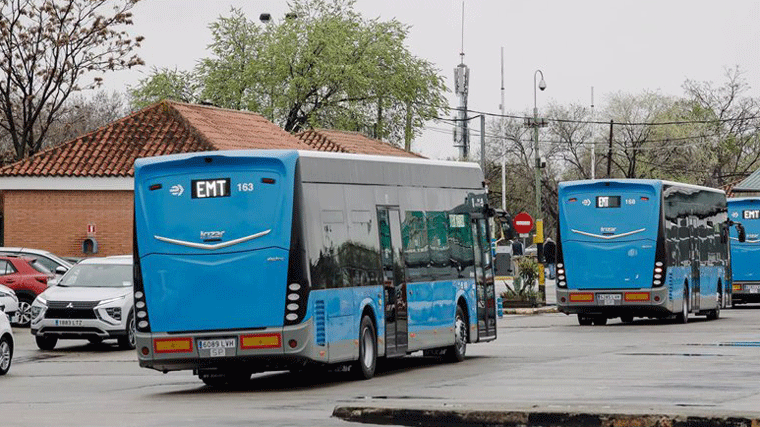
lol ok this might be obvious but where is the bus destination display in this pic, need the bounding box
[596,196,621,208]
[191,178,231,199]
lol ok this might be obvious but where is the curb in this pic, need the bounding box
[502,305,558,315]
[332,406,760,427]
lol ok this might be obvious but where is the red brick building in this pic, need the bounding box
[0,101,421,258]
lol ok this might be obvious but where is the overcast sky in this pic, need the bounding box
[106,0,760,160]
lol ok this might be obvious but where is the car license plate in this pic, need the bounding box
[56,319,83,326]
[597,294,621,306]
[198,338,236,357]
[748,285,760,294]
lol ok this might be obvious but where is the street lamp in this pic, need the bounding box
[524,69,547,302]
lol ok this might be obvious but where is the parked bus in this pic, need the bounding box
[728,197,760,304]
[133,150,497,385]
[555,179,739,325]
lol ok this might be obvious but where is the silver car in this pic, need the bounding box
[29,256,134,350]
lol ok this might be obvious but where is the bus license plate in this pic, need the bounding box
[198,338,236,358]
[748,285,760,294]
[597,294,621,306]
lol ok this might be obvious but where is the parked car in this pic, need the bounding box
[30,256,134,350]
[0,256,54,327]
[0,247,72,276]
[0,285,19,320]
[0,309,13,375]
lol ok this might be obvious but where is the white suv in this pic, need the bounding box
[29,256,134,350]
[0,309,13,375]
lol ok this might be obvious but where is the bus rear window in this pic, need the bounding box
[596,196,621,208]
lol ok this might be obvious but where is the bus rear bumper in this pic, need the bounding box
[556,287,671,318]
[732,281,760,304]
[135,319,325,374]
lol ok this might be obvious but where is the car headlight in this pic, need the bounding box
[31,305,43,319]
[34,295,48,306]
[95,294,127,307]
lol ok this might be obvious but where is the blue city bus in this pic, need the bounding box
[133,150,497,385]
[556,179,735,325]
[728,197,760,304]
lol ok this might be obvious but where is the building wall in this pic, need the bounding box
[2,190,133,258]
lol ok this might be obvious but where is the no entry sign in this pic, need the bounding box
[513,212,534,235]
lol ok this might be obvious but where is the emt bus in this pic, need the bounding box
[556,179,738,325]
[728,197,760,304]
[133,150,497,385]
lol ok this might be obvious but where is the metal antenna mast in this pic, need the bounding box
[453,1,470,160]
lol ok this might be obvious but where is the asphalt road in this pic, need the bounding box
[3,305,760,427]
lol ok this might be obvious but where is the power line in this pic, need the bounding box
[424,103,760,127]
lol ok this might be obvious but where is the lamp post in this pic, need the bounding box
[524,70,547,302]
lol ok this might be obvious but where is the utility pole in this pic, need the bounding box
[590,87,595,179]
[500,47,506,211]
[607,119,613,178]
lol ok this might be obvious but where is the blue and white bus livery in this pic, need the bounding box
[556,179,736,325]
[728,197,760,304]
[133,150,497,385]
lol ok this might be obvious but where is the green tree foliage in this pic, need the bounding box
[129,67,199,110]
[0,0,143,161]
[131,0,448,146]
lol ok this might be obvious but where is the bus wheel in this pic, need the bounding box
[592,316,607,326]
[707,291,721,321]
[577,315,593,326]
[353,315,377,380]
[676,288,689,324]
[446,305,468,362]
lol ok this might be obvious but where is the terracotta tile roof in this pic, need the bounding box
[295,129,425,158]
[0,100,309,177]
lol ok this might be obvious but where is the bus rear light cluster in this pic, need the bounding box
[557,263,567,287]
[134,291,151,331]
[652,261,664,287]
[284,283,306,324]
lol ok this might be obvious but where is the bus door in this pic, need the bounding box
[377,207,408,357]
[471,217,497,340]
[689,215,701,311]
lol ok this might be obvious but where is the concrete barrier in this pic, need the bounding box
[333,406,760,427]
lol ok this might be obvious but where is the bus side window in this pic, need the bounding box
[449,213,473,278]
[402,211,430,282]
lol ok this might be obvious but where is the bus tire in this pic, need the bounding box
[592,316,607,326]
[577,315,593,326]
[446,305,468,362]
[353,315,377,380]
[707,289,721,321]
[676,286,689,324]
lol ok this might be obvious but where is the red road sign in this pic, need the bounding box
[513,212,534,234]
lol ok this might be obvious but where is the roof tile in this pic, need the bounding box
[295,129,425,158]
[0,100,310,178]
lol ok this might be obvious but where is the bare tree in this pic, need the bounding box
[0,0,143,161]
[681,67,760,187]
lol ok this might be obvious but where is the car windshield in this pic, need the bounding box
[58,264,132,288]
[27,259,53,275]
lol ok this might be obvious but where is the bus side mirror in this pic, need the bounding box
[738,223,746,243]
[494,209,515,240]
[727,220,746,243]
